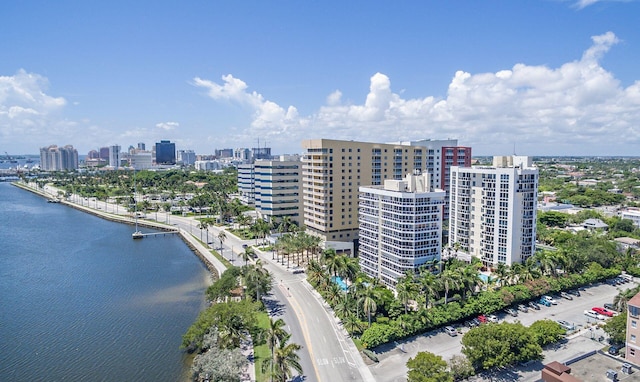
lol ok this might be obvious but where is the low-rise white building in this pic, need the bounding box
[621,209,640,228]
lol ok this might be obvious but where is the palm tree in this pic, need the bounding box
[322,249,343,278]
[265,318,288,382]
[395,275,415,314]
[440,269,462,304]
[459,265,481,299]
[306,260,326,287]
[494,263,510,286]
[359,282,380,327]
[342,312,364,335]
[218,230,227,253]
[242,246,255,266]
[262,334,303,382]
[418,268,439,309]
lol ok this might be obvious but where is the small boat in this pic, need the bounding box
[132,231,144,239]
[47,198,60,203]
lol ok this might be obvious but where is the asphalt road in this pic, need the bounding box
[169,215,374,382]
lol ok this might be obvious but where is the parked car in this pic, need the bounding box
[621,274,634,281]
[477,315,488,324]
[557,320,575,331]
[609,344,623,355]
[542,295,558,305]
[471,318,481,327]
[487,314,499,323]
[465,320,477,328]
[592,307,615,317]
[560,292,573,300]
[444,326,458,337]
[539,298,552,307]
[568,289,581,297]
[528,301,541,310]
[605,278,619,286]
[616,277,629,284]
[517,304,529,313]
[604,303,617,311]
[584,310,605,320]
[505,308,518,317]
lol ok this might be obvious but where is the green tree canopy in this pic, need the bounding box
[603,312,627,345]
[461,322,543,370]
[406,351,452,382]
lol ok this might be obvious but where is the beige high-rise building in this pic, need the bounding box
[301,138,470,251]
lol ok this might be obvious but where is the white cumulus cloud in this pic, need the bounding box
[195,31,640,155]
[156,121,179,131]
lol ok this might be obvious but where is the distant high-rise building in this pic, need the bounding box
[99,147,110,161]
[109,145,121,168]
[137,142,145,151]
[449,155,538,267]
[234,148,251,162]
[155,140,176,165]
[129,152,153,170]
[87,150,99,159]
[215,148,233,158]
[177,150,196,166]
[359,172,445,289]
[40,145,78,171]
[252,147,271,160]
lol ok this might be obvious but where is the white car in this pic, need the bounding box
[444,326,458,336]
[488,315,499,323]
[584,310,605,320]
[542,295,558,305]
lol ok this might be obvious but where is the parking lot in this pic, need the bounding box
[368,280,637,382]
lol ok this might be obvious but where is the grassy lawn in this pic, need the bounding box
[254,311,271,382]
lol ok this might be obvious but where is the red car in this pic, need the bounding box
[477,314,488,323]
[592,307,615,317]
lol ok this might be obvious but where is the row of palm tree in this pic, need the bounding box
[273,232,323,268]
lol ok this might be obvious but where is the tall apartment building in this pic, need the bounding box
[359,172,445,289]
[99,147,110,161]
[448,156,538,267]
[177,150,196,166]
[254,156,303,226]
[395,140,471,220]
[626,292,640,363]
[301,138,469,248]
[215,148,233,158]
[155,140,176,165]
[39,145,79,171]
[238,164,256,205]
[129,152,153,170]
[108,145,121,168]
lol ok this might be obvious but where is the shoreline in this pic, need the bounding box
[12,181,226,280]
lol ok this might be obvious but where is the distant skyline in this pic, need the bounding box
[1,0,639,156]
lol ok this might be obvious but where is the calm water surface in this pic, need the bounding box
[0,182,210,381]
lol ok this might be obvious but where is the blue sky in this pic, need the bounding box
[1,0,639,156]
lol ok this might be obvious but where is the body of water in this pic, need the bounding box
[0,182,210,381]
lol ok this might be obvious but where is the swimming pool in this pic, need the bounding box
[331,276,348,291]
